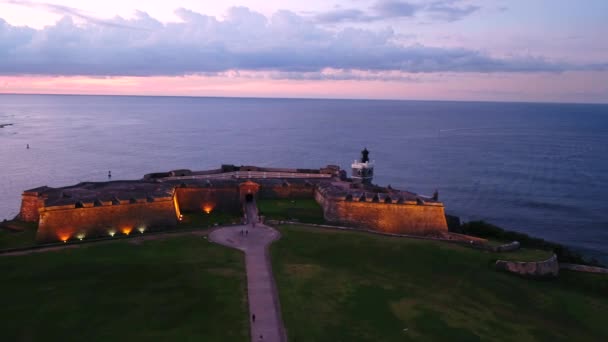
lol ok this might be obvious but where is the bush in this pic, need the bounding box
[457,221,602,267]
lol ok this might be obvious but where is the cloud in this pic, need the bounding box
[229,68,421,82]
[0,7,604,80]
[372,1,419,18]
[426,1,480,22]
[315,9,376,23]
[314,0,478,23]
[315,1,419,23]
[2,0,142,29]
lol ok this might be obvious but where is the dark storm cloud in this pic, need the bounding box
[0,7,604,79]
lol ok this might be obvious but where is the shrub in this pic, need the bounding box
[457,220,602,266]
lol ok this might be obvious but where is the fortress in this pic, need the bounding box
[18,149,448,243]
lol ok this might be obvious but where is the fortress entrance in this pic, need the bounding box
[239,180,261,203]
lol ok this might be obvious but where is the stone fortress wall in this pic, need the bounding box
[20,182,180,243]
[19,190,45,222]
[175,186,241,213]
[315,187,448,235]
[18,160,448,243]
[36,199,178,242]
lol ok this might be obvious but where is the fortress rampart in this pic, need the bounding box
[315,184,448,235]
[37,198,178,242]
[19,189,47,222]
[18,160,448,243]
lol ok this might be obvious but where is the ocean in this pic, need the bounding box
[1,94,607,262]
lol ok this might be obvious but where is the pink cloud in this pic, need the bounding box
[2,71,607,103]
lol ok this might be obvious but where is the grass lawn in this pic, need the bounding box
[495,247,553,262]
[0,220,38,249]
[0,236,248,341]
[271,224,608,341]
[178,210,242,229]
[258,199,325,224]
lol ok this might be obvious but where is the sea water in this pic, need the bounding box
[1,94,607,262]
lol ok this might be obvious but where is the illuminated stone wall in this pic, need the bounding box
[315,191,448,235]
[175,187,241,213]
[18,193,44,222]
[36,199,178,243]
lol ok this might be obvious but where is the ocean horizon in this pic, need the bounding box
[1,94,607,262]
[3,92,607,105]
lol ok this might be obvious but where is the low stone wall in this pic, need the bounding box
[560,263,608,275]
[444,232,488,244]
[495,254,559,278]
[468,241,520,252]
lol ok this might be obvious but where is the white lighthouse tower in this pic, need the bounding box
[351,148,374,184]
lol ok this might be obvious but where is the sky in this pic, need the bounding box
[0,0,607,103]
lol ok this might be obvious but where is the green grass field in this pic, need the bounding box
[0,220,38,249]
[0,236,248,341]
[258,199,325,224]
[271,224,608,341]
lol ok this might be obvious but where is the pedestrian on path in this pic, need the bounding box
[252,314,256,323]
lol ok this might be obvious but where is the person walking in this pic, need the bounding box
[252,314,256,323]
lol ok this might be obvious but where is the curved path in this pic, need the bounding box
[209,222,286,342]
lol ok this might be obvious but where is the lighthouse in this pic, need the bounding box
[351,148,374,184]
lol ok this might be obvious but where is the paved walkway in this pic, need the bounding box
[209,203,286,342]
